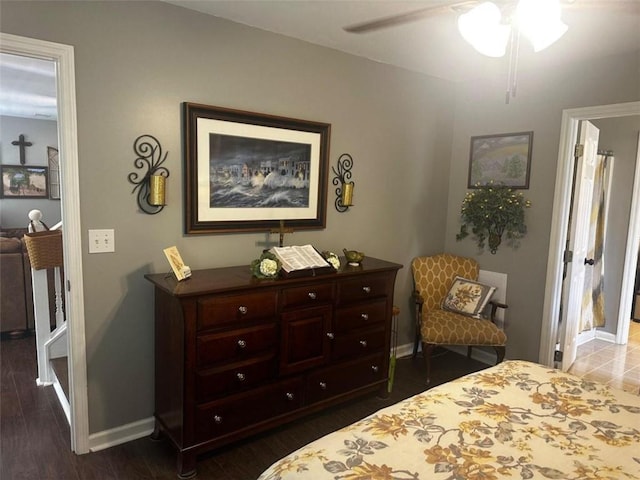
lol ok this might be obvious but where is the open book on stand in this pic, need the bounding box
[271,244,336,278]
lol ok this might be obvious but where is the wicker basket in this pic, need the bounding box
[24,230,63,270]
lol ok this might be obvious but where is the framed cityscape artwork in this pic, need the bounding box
[183,103,331,234]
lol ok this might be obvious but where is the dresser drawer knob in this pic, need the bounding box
[362,286,371,294]
[286,392,295,401]
[308,292,317,300]
[359,340,368,348]
[236,373,246,382]
[371,365,379,373]
[360,313,369,320]
[326,332,334,340]
[237,339,247,349]
[213,415,223,424]
[319,381,327,390]
[238,306,248,315]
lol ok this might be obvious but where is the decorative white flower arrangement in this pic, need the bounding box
[250,251,281,278]
[322,251,341,270]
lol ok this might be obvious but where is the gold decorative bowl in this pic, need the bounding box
[343,249,365,265]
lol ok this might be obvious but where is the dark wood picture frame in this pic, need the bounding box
[183,103,331,234]
[468,131,533,189]
[0,165,49,199]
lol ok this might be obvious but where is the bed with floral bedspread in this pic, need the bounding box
[257,360,640,480]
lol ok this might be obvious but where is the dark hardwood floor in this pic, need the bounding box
[1,333,490,479]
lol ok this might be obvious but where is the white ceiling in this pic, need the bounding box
[0,53,57,120]
[1,0,638,120]
[164,0,640,81]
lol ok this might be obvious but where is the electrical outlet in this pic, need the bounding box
[88,229,115,253]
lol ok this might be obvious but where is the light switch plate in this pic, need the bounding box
[88,229,115,253]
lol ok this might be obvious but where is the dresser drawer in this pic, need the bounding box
[195,377,304,442]
[197,290,277,330]
[333,298,387,332]
[336,274,389,305]
[197,323,277,368]
[196,353,277,402]
[332,326,386,361]
[281,282,334,309]
[306,353,385,404]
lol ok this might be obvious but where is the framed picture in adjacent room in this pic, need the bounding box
[0,165,49,198]
[183,103,331,234]
[468,131,533,189]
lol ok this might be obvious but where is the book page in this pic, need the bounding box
[271,244,330,272]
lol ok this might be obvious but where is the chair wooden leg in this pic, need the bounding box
[494,346,506,364]
[422,342,435,384]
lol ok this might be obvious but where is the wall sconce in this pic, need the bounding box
[332,153,354,212]
[128,134,170,214]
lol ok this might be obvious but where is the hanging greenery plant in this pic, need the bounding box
[456,182,531,254]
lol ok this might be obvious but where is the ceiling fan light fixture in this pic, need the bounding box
[516,0,568,51]
[457,2,511,57]
[528,20,568,52]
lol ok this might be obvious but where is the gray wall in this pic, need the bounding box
[1,1,454,433]
[444,52,640,362]
[0,115,61,226]
[2,0,639,436]
[592,116,640,335]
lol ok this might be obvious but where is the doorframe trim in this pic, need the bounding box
[617,133,640,343]
[1,33,89,454]
[540,101,640,367]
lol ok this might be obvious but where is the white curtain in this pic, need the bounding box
[580,153,612,332]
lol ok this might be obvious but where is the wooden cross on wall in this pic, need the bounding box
[271,220,294,248]
[12,134,32,165]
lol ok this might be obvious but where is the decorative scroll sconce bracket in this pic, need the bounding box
[128,134,170,214]
[332,153,354,212]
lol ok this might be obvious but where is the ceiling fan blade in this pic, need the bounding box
[343,1,479,33]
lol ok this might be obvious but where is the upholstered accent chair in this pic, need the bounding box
[412,253,507,383]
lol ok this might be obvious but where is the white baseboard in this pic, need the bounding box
[89,417,155,452]
[595,330,617,343]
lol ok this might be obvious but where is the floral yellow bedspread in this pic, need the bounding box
[257,360,640,480]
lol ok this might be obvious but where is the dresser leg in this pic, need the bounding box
[150,422,163,442]
[377,383,390,399]
[177,452,197,479]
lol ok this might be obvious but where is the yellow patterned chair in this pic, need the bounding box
[412,253,507,383]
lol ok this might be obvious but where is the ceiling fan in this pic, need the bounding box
[343,1,636,35]
[344,0,636,102]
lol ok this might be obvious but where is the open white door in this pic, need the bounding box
[559,120,600,371]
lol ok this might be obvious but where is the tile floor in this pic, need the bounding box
[569,320,640,394]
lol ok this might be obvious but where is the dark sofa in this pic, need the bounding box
[0,229,35,335]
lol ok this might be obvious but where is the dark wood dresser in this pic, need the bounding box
[145,256,401,478]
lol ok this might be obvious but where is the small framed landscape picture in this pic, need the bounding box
[467,131,533,189]
[0,165,49,198]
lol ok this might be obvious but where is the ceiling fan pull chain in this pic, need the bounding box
[505,28,521,104]
[512,30,521,98]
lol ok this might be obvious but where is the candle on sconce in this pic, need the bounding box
[341,181,354,206]
[149,175,166,206]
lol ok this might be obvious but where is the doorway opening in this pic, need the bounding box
[540,102,640,377]
[0,32,89,454]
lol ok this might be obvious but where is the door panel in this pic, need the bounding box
[560,120,599,371]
